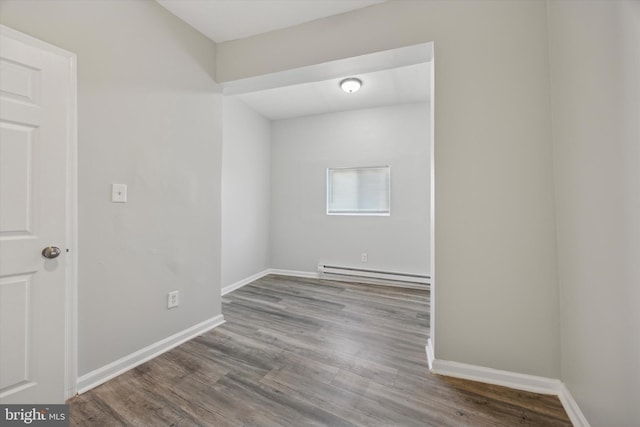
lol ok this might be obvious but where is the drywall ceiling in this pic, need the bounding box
[153,2,429,121]
[156,0,386,43]
[236,62,430,121]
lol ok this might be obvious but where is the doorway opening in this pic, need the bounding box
[220,42,435,356]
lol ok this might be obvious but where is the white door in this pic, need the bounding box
[0,27,75,404]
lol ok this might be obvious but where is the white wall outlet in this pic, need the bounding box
[167,290,179,309]
[361,252,368,263]
[111,183,127,203]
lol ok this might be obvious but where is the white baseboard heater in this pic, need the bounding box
[317,264,430,288]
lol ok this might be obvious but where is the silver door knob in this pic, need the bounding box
[42,246,62,259]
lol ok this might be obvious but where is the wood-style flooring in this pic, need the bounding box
[69,275,572,426]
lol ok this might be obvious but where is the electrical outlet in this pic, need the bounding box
[361,252,368,263]
[111,183,127,203]
[167,290,179,309]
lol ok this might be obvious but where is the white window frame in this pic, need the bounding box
[326,166,391,216]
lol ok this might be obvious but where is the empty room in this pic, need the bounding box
[0,1,638,426]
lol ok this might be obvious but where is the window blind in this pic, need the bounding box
[327,166,390,215]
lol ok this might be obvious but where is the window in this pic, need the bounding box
[327,166,390,216]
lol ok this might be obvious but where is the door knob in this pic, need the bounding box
[42,246,62,259]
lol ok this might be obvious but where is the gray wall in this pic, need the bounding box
[218,0,560,379]
[0,0,222,376]
[270,103,430,275]
[4,0,638,423]
[222,97,271,288]
[548,1,640,425]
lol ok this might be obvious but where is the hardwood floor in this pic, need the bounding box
[69,275,572,426]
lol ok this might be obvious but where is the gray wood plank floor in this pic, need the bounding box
[69,275,572,426]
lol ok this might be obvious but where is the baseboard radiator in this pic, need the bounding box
[317,264,430,288]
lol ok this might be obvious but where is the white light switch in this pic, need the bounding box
[111,184,127,203]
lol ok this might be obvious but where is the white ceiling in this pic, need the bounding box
[156,0,386,43]
[236,62,430,121]
[155,0,428,121]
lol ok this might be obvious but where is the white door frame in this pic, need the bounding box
[0,24,78,400]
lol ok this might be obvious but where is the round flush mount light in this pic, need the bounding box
[340,77,362,93]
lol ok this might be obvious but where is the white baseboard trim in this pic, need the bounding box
[222,269,270,296]
[558,383,591,427]
[427,352,590,426]
[425,338,435,370]
[76,314,225,394]
[430,357,561,395]
[268,269,319,279]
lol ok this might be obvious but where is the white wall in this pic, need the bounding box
[0,0,222,376]
[271,103,430,275]
[218,0,560,379]
[548,1,640,426]
[222,97,271,288]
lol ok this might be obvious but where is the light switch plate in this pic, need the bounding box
[111,184,127,203]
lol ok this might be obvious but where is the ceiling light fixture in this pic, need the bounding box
[340,77,362,93]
